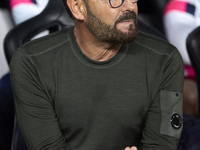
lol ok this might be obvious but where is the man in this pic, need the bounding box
[10,0,184,149]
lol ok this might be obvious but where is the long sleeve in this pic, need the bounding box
[141,50,184,150]
[10,48,68,150]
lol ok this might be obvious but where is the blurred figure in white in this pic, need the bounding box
[10,0,49,38]
[164,0,200,117]
[10,0,49,24]
[0,1,49,150]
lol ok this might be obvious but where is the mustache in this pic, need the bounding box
[115,11,137,25]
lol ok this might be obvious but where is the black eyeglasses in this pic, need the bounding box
[109,0,139,8]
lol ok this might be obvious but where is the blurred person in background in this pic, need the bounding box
[10,0,48,24]
[0,0,48,149]
[164,1,200,149]
[164,0,200,117]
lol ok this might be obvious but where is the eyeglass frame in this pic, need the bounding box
[109,0,139,8]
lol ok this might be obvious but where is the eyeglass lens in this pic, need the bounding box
[109,0,138,8]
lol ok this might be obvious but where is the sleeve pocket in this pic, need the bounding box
[160,90,183,138]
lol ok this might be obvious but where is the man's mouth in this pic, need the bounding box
[116,19,135,32]
[118,19,134,26]
[118,19,134,24]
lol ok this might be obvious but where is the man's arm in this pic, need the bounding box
[10,48,67,150]
[141,49,184,149]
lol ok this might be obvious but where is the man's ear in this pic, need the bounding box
[67,0,86,20]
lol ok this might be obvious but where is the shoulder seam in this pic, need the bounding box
[134,40,174,57]
[29,38,70,57]
[165,49,177,63]
[19,48,36,68]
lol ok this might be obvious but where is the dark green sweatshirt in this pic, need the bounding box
[10,27,184,150]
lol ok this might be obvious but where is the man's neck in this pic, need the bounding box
[74,26,122,62]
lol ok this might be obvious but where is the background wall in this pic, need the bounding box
[0,9,14,78]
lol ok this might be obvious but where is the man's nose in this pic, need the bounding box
[121,0,137,12]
